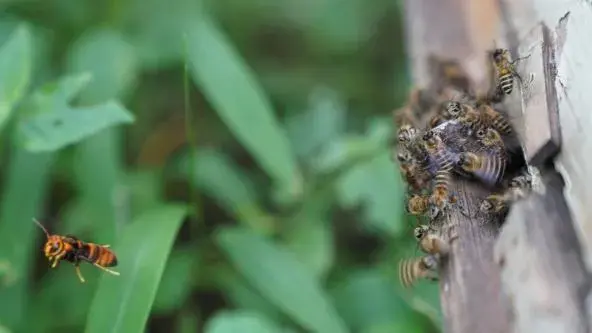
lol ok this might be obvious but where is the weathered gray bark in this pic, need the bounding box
[402,1,510,332]
[402,0,592,332]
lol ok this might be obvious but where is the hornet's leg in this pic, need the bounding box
[74,265,86,283]
[93,263,120,276]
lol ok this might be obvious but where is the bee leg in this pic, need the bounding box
[51,258,60,269]
[93,263,120,276]
[74,265,86,283]
[100,244,111,248]
[510,53,531,65]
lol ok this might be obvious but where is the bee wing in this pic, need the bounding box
[472,152,506,186]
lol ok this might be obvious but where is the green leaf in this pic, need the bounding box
[0,24,32,131]
[176,311,200,333]
[125,169,163,216]
[0,149,53,330]
[66,28,137,104]
[337,150,405,235]
[330,269,417,331]
[284,218,334,280]
[178,149,273,233]
[216,227,348,333]
[0,324,11,333]
[20,73,92,117]
[18,100,134,152]
[123,0,200,68]
[25,267,100,332]
[65,28,136,242]
[15,73,135,152]
[85,205,187,333]
[72,128,125,242]
[187,18,301,195]
[316,118,405,236]
[284,86,346,161]
[204,310,282,333]
[153,247,197,314]
[216,269,283,323]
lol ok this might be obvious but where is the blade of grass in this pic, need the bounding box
[204,310,282,333]
[216,227,348,333]
[0,24,31,133]
[187,17,301,197]
[72,128,125,242]
[0,149,53,330]
[182,33,202,237]
[85,204,187,333]
[65,28,138,242]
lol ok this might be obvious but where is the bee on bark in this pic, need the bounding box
[480,172,534,214]
[414,225,456,256]
[457,103,486,133]
[479,104,513,136]
[491,48,530,95]
[459,151,506,186]
[406,194,430,215]
[33,219,120,283]
[396,149,432,193]
[399,254,440,288]
[429,101,463,128]
[475,128,505,152]
[422,131,459,216]
[397,124,419,145]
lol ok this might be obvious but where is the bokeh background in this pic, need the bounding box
[0,1,441,332]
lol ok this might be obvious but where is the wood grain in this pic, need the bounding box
[512,23,561,166]
[402,0,511,332]
[494,169,591,333]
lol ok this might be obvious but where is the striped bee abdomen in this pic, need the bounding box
[498,72,514,95]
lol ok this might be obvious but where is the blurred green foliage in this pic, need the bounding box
[0,1,440,332]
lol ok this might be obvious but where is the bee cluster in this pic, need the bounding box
[393,50,537,288]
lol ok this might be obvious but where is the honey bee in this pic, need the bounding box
[479,174,533,214]
[479,104,513,136]
[475,128,505,152]
[399,254,440,288]
[491,48,529,95]
[397,124,419,144]
[396,149,431,192]
[406,194,430,215]
[459,151,506,186]
[429,169,456,216]
[508,172,533,190]
[414,225,456,256]
[457,104,486,132]
[33,219,120,283]
[422,131,455,169]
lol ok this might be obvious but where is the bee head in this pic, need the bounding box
[397,150,413,163]
[492,48,506,62]
[413,225,429,240]
[445,101,462,118]
[484,128,502,145]
[397,125,417,143]
[475,128,487,139]
[44,235,64,258]
[459,152,478,169]
[479,199,494,213]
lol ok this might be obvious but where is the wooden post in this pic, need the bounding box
[402,1,511,333]
[402,0,592,332]
[493,0,592,332]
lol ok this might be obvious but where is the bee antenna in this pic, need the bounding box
[32,218,50,238]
